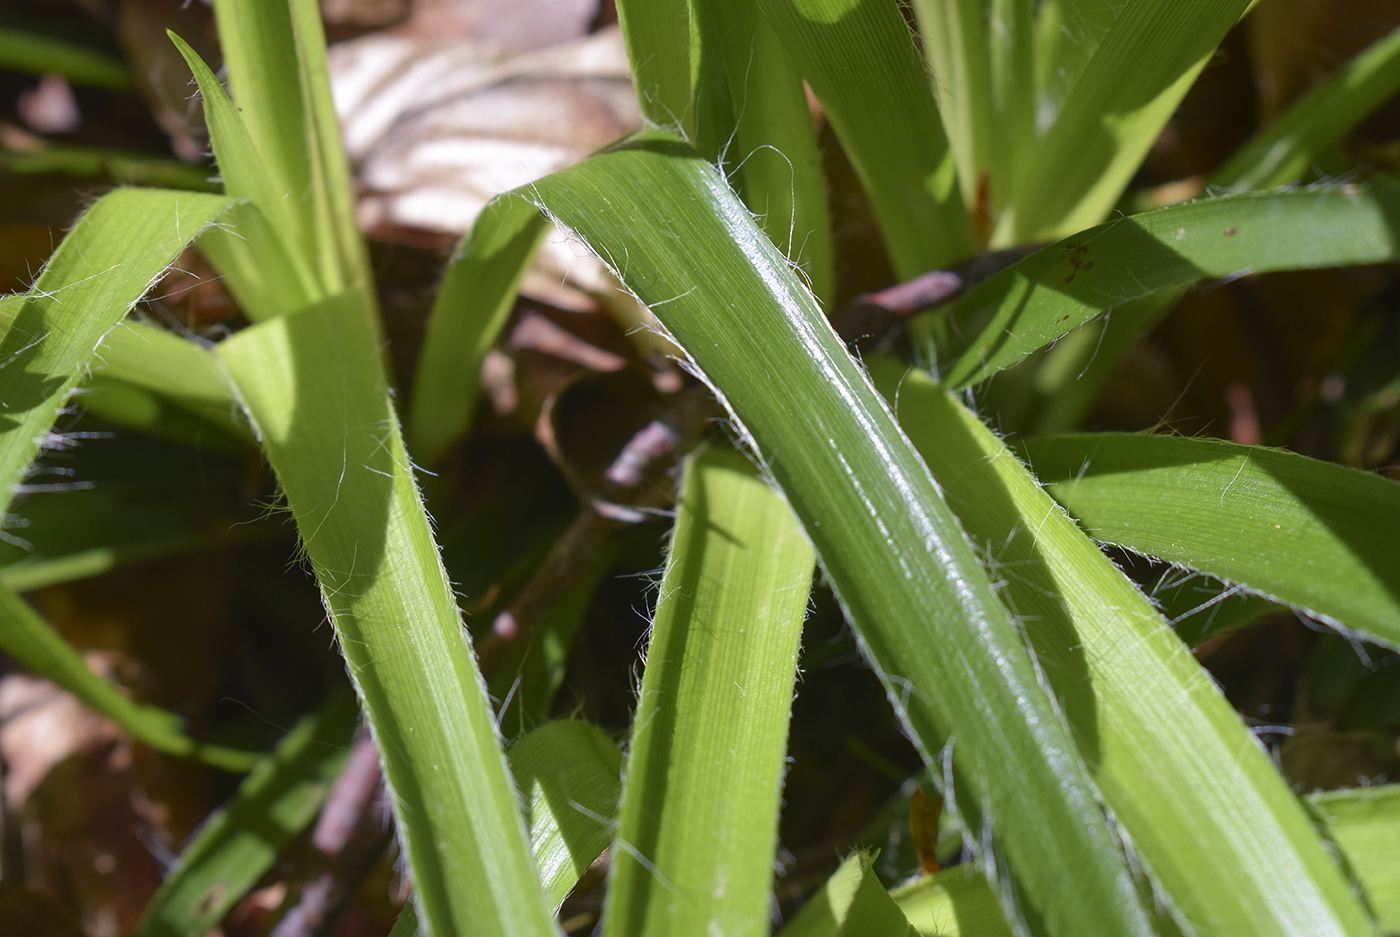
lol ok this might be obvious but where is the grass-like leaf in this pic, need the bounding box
[1021,432,1400,650]
[509,720,623,910]
[913,0,1033,219]
[615,0,692,130]
[205,0,372,314]
[697,0,833,303]
[169,33,320,319]
[135,689,359,937]
[868,357,1376,935]
[1214,24,1400,190]
[605,447,813,936]
[755,0,972,276]
[528,130,1154,937]
[217,294,556,937]
[0,187,229,518]
[778,852,917,937]
[936,182,1400,388]
[1306,785,1400,931]
[91,320,249,441]
[1001,0,1251,243]
[407,197,546,466]
[0,431,266,591]
[0,582,263,772]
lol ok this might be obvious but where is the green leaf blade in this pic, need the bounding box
[217,296,556,937]
[508,720,623,910]
[1023,432,1400,650]
[407,197,546,466]
[1214,24,1400,191]
[0,187,230,518]
[757,0,972,276]
[0,582,263,772]
[604,447,814,937]
[868,358,1377,937]
[940,183,1400,388]
[1002,0,1251,243]
[528,131,1154,937]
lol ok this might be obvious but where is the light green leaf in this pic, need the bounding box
[756,0,972,276]
[0,582,263,772]
[217,294,556,937]
[891,864,1012,937]
[779,852,917,937]
[937,182,1400,389]
[1001,0,1251,243]
[913,0,1033,218]
[1214,24,1400,190]
[697,0,833,303]
[168,33,321,320]
[528,130,1154,937]
[206,0,370,308]
[135,689,359,937]
[1021,432,1400,650]
[605,447,813,937]
[91,320,249,441]
[868,357,1376,937]
[615,0,692,131]
[407,196,546,466]
[1307,785,1400,931]
[508,720,623,910]
[0,187,230,519]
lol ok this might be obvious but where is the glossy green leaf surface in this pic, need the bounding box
[136,690,359,937]
[1022,432,1400,650]
[868,357,1375,937]
[938,182,1400,388]
[0,187,229,519]
[605,448,813,937]
[528,130,1153,937]
[217,295,556,937]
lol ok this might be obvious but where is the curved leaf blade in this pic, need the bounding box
[868,358,1376,937]
[1022,432,1400,650]
[217,296,556,937]
[407,197,546,466]
[939,183,1400,388]
[756,0,972,276]
[1214,24,1400,191]
[604,448,814,937]
[527,131,1153,937]
[0,187,230,518]
[508,720,623,910]
[136,690,359,937]
[1000,0,1251,243]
